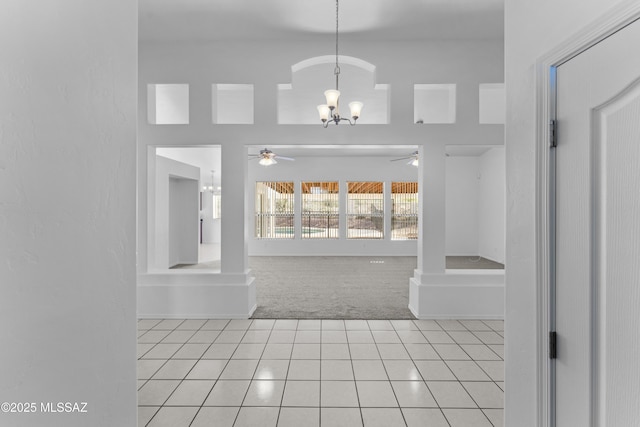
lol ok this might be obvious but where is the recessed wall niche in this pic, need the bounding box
[479,83,505,124]
[414,84,457,124]
[147,84,189,124]
[278,55,389,124]
[212,84,254,124]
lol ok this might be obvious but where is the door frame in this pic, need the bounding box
[535,1,640,426]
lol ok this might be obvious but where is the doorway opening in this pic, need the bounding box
[150,146,222,272]
[248,145,419,319]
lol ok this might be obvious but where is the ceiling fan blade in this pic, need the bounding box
[390,156,412,162]
[276,156,295,161]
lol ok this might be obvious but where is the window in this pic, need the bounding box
[347,182,384,239]
[392,182,418,240]
[212,194,221,219]
[255,182,294,239]
[301,182,339,239]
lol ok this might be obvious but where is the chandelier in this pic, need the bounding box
[202,170,220,193]
[317,0,363,127]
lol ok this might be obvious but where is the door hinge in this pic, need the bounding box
[549,331,557,359]
[550,119,557,148]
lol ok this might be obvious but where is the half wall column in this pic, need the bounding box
[409,142,446,317]
[221,143,249,274]
[417,142,446,274]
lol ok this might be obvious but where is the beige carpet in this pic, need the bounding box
[171,255,504,319]
[250,256,415,319]
[249,256,503,319]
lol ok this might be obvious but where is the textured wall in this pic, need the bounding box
[505,0,629,425]
[478,147,505,263]
[0,1,137,426]
[137,38,504,270]
[445,157,480,256]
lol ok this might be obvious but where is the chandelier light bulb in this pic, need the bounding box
[349,101,363,120]
[317,104,331,122]
[324,90,340,110]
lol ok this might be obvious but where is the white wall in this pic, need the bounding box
[0,2,137,426]
[200,192,221,244]
[505,0,629,424]
[155,146,222,245]
[169,177,199,267]
[478,147,505,263]
[445,152,505,261]
[249,155,418,256]
[445,157,479,255]
[137,37,504,318]
[154,156,200,269]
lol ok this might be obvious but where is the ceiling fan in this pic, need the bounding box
[249,148,295,166]
[390,151,419,167]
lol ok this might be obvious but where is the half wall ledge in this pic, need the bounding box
[137,272,256,319]
[408,270,504,319]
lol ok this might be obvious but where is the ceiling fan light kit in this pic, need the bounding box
[251,148,295,167]
[317,0,363,127]
[259,157,277,166]
[391,151,420,167]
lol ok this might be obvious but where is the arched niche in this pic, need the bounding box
[278,55,389,124]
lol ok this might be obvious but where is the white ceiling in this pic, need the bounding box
[139,0,504,42]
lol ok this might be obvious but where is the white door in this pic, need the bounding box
[555,19,640,426]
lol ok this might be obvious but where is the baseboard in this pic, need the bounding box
[409,273,504,319]
[137,313,254,320]
[137,275,256,318]
[413,314,505,320]
[248,303,257,318]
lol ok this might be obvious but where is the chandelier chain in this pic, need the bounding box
[317,0,361,126]
[334,0,340,89]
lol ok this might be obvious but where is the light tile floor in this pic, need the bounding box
[138,319,504,427]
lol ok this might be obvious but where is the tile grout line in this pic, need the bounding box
[142,318,191,427]
[387,321,413,427]
[336,319,360,426]
[186,319,233,427]
[401,320,445,422]
[433,319,503,426]
[414,320,475,427]
[154,319,228,427]
[138,318,504,427]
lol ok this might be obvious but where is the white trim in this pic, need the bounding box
[409,276,504,319]
[414,315,505,320]
[137,276,256,318]
[137,312,253,320]
[408,303,419,318]
[535,2,640,426]
[291,55,377,74]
